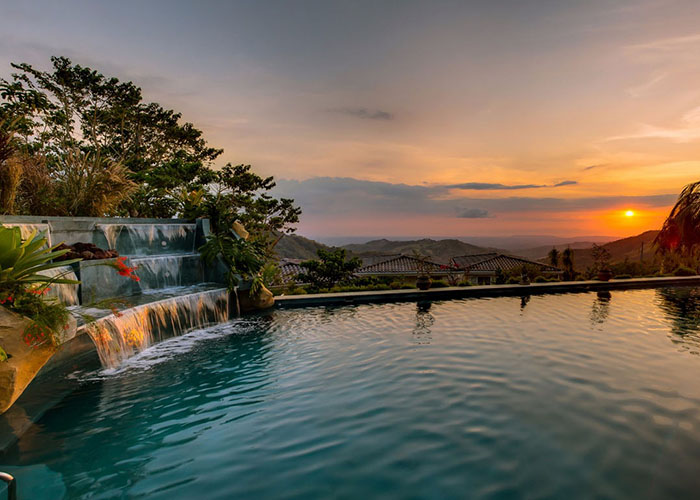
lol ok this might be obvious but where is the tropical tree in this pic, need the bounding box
[655,180,700,254]
[298,249,362,291]
[0,56,221,217]
[561,247,575,280]
[548,247,560,268]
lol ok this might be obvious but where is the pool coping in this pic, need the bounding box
[274,276,700,308]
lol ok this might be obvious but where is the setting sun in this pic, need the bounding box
[625,210,635,217]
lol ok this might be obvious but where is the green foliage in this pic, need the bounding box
[199,232,265,291]
[533,276,548,283]
[181,164,301,255]
[11,292,70,346]
[561,247,575,280]
[656,180,700,254]
[591,243,611,272]
[390,282,416,289]
[674,266,696,276]
[548,247,560,267]
[457,280,472,287]
[430,280,450,288]
[298,248,362,291]
[0,345,7,361]
[1,56,221,217]
[0,226,80,293]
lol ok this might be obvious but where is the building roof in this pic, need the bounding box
[450,253,500,269]
[356,255,451,275]
[279,259,305,281]
[451,253,562,273]
[358,253,403,267]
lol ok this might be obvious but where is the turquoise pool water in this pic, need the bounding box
[3,287,700,499]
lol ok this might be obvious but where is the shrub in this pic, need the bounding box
[506,277,520,284]
[287,287,308,295]
[390,282,414,289]
[298,248,361,290]
[533,276,548,283]
[615,274,632,279]
[430,280,450,288]
[674,266,696,276]
[0,226,80,292]
[457,280,472,287]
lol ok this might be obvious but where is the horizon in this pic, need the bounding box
[2,1,699,237]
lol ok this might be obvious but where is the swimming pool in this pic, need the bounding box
[3,287,700,499]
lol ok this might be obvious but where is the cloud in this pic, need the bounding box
[607,106,700,143]
[329,107,394,120]
[272,177,675,219]
[446,180,577,190]
[626,32,700,53]
[447,182,544,190]
[457,208,491,218]
[582,164,603,171]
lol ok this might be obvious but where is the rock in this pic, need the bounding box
[231,221,249,240]
[0,307,55,414]
[236,284,275,313]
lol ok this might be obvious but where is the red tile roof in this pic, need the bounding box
[356,255,451,275]
[451,253,561,273]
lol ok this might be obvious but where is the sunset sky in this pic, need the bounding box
[2,0,699,239]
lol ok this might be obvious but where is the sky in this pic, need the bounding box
[2,0,699,239]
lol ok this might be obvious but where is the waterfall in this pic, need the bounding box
[2,223,52,246]
[96,223,196,255]
[85,288,229,369]
[129,254,202,291]
[39,265,80,306]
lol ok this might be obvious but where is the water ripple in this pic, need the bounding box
[4,288,700,498]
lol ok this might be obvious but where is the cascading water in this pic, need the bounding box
[39,265,80,306]
[86,288,229,369]
[95,223,196,255]
[129,254,202,291]
[2,223,52,246]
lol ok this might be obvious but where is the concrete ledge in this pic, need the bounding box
[275,276,700,308]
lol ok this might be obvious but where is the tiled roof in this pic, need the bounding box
[279,259,305,280]
[451,253,499,269]
[357,255,451,275]
[451,253,562,273]
[358,253,403,266]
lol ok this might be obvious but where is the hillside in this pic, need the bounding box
[516,241,601,261]
[571,230,660,270]
[274,234,330,260]
[342,238,496,264]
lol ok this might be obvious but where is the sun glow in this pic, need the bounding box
[625,210,635,217]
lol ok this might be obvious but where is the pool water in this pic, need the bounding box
[3,287,700,499]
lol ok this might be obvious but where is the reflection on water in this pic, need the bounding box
[1,321,272,498]
[413,301,434,344]
[657,287,700,353]
[590,291,611,325]
[520,295,531,311]
[6,288,700,499]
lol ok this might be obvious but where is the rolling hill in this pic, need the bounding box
[341,238,497,264]
[274,234,329,260]
[570,230,659,270]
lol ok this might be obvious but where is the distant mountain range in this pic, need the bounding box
[276,232,661,271]
[275,235,499,263]
[342,238,500,264]
[313,234,618,252]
